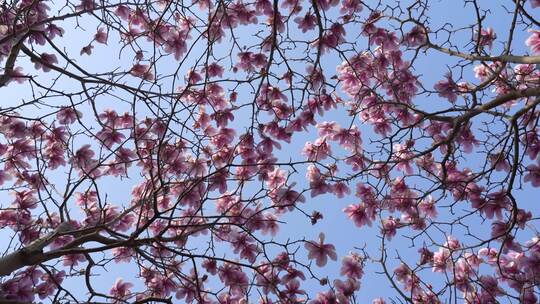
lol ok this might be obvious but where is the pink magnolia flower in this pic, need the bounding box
[5,67,26,84]
[130,63,154,80]
[434,73,458,102]
[0,170,12,186]
[475,27,496,49]
[202,259,218,275]
[333,126,362,151]
[115,5,131,20]
[303,137,332,161]
[71,144,95,169]
[478,275,504,300]
[63,253,86,267]
[164,29,189,60]
[294,13,316,33]
[218,263,249,294]
[478,247,498,264]
[381,216,399,240]
[445,236,461,250]
[332,182,351,198]
[334,278,360,298]
[114,212,134,232]
[523,291,538,304]
[112,247,133,263]
[525,163,540,187]
[148,274,176,297]
[36,270,65,299]
[1,276,35,302]
[432,248,450,272]
[94,27,108,44]
[404,25,426,47]
[13,190,37,210]
[343,203,373,228]
[56,107,82,124]
[340,0,362,14]
[206,62,224,78]
[480,191,510,219]
[96,128,126,147]
[526,29,540,54]
[282,267,306,283]
[34,53,58,72]
[524,130,540,159]
[419,195,438,218]
[304,232,337,267]
[489,152,511,172]
[457,125,479,153]
[340,253,364,280]
[281,279,306,302]
[110,278,133,300]
[230,231,260,263]
[309,290,338,304]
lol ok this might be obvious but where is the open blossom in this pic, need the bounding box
[457,125,479,153]
[480,191,510,219]
[434,73,458,102]
[526,29,540,54]
[56,107,82,124]
[96,128,126,147]
[130,63,154,80]
[110,278,133,300]
[432,248,451,272]
[5,67,26,84]
[304,232,337,267]
[303,137,332,161]
[94,27,108,44]
[475,27,496,49]
[404,25,426,47]
[340,253,364,280]
[294,13,316,33]
[343,203,373,227]
[489,152,511,172]
[419,195,437,218]
[334,278,360,299]
[332,182,351,198]
[34,53,58,72]
[525,162,540,187]
[206,62,224,78]
[63,254,86,267]
[71,144,95,169]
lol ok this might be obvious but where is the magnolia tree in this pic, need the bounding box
[2,0,540,302]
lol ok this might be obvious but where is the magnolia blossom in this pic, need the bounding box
[525,163,540,187]
[340,253,364,280]
[343,203,373,228]
[94,27,108,44]
[304,233,337,267]
[475,27,496,49]
[294,13,317,33]
[110,279,133,301]
[434,73,458,102]
[33,53,58,72]
[526,29,540,54]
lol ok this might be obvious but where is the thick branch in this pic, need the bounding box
[428,42,540,64]
[0,222,73,277]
